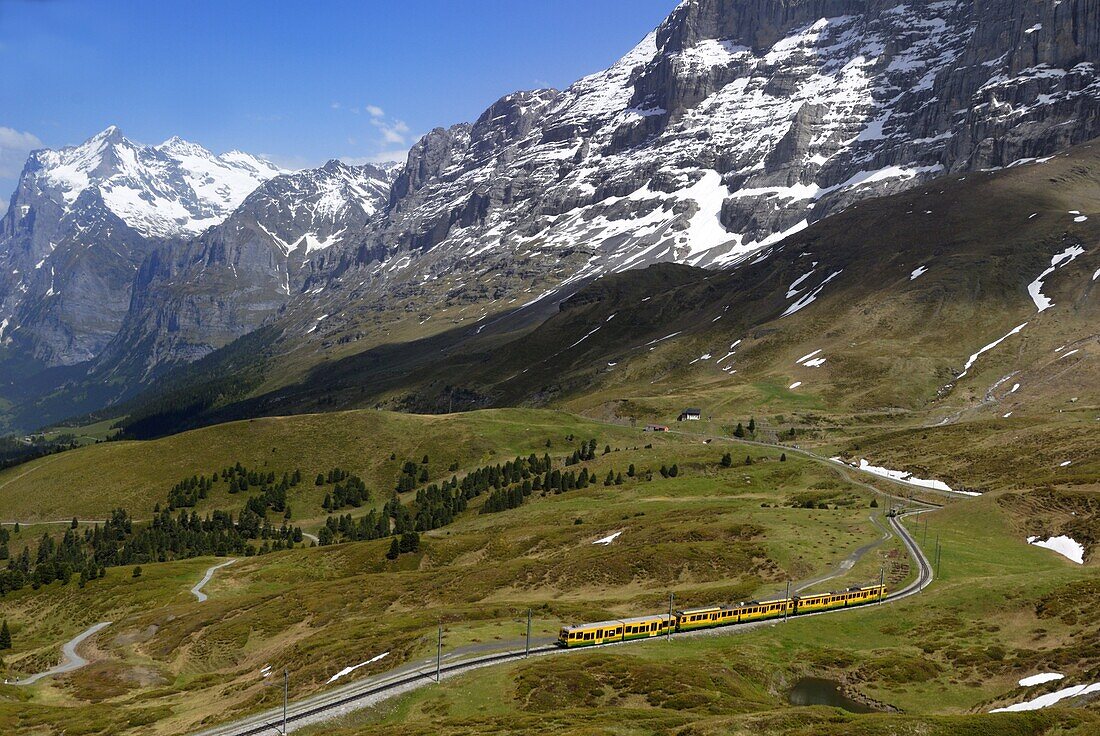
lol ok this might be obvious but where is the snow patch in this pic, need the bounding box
[958,323,1027,379]
[593,531,623,546]
[854,459,966,494]
[1027,245,1085,312]
[1019,673,1064,687]
[990,682,1100,712]
[1027,535,1084,564]
[327,652,390,684]
[782,270,843,317]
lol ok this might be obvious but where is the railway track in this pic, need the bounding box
[191,508,934,736]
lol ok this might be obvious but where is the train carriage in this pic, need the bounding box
[794,584,886,614]
[558,614,673,647]
[732,597,793,623]
[674,605,723,631]
[558,619,625,648]
[621,614,674,641]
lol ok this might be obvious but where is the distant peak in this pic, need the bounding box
[88,125,125,145]
[321,158,350,172]
[157,135,209,155]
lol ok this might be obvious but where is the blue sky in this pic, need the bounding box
[0,0,678,208]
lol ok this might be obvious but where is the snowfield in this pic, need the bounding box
[1026,535,1085,564]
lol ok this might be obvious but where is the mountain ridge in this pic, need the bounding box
[4,0,1100,432]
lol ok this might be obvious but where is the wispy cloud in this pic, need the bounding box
[370,117,409,146]
[0,126,43,178]
[330,101,414,164]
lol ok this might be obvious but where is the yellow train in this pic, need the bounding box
[557,584,886,647]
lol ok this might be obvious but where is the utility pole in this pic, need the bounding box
[878,566,885,604]
[784,580,791,622]
[667,592,674,641]
[436,625,442,683]
[935,537,942,579]
[525,609,531,658]
[282,669,288,736]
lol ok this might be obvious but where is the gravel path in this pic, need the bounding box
[8,621,112,686]
[191,559,237,602]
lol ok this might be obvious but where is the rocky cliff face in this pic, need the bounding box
[316,0,1099,297]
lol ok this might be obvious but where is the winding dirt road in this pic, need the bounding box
[191,559,237,602]
[9,621,112,686]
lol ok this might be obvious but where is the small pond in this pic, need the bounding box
[788,677,875,713]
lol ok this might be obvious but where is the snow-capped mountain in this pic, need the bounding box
[324,0,1100,291]
[32,126,284,238]
[82,0,1100,393]
[89,160,395,376]
[240,159,392,259]
[5,0,1100,430]
[0,127,284,367]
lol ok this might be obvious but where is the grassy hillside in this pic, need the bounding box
[291,490,1100,736]
[0,428,925,734]
[0,409,656,522]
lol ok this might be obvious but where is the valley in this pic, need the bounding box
[2,0,1098,733]
[0,403,1095,734]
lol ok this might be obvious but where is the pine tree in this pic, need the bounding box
[627,463,635,477]
[669,464,679,478]
[603,445,611,455]
[386,537,400,560]
[71,517,78,529]
[788,427,796,438]
[660,464,669,478]
[744,455,753,466]
[734,423,745,438]
[0,620,11,650]
[132,566,142,578]
[615,473,624,485]
[870,498,879,508]
[748,417,756,433]
[605,470,615,486]
[316,473,325,486]
[721,452,732,467]
[780,453,787,462]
